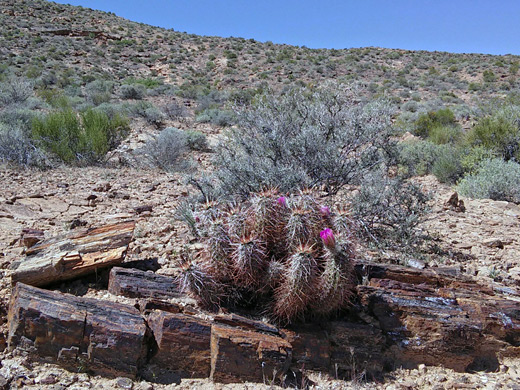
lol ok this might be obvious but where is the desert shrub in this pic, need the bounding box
[195,108,234,126]
[428,124,463,145]
[32,108,129,164]
[0,123,48,166]
[457,158,520,203]
[398,139,439,176]
[119,84,146,100]
[143,105,165,126]
[124,77,162,88]
[85,79,113,105]
[466,105,520,161]
[0,77,33,105]
[140,127,190,171]
[459,146,496,174]
[164,101,189,119]
[352,171,429,248]
[177,189,356,324]
[431,145,464,183]
[213,82,395,196]
[126,101,165,125]
[0,108,39,132]
[185,130,208,151]
[414,108,457,138]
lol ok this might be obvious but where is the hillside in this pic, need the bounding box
[2,0,520,106]
[1,1,520,389]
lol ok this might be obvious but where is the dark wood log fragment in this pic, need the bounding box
[282,324,330,372]
[357,276,520,372]
[7,283,147,378]
[146,311,211,380]
[108,267,182,299]
[210,324,292,384]
[11,221,135,287]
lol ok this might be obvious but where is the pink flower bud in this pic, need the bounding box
[320,228,335,248]
[276,196,287,207]
[320,206,331,216]
[195,216,200,223]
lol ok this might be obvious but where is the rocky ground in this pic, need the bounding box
[0,165,520,389]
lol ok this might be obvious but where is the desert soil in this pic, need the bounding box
[0,165,519,389]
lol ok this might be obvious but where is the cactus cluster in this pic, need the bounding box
[178,189,357,324]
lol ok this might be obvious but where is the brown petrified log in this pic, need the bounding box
[11,221,135,287]
[353,262,520,373]
[210,323,292,384]
[7,283,148,378]
[145,311,212,380]
[108,267,182,300]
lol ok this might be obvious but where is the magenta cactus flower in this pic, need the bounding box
[276,196,287,207]
[320,205,331,216]
[320,228,336,248]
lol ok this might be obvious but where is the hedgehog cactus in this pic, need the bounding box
[180,189,357,324]
[231,235,267,288]
[274,244,319,323]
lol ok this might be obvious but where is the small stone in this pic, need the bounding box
[0,374,10,390]
[418,363,427,374]
[40,373,58,384]
[482,238,504,249]
[116,377,134,389]
[93,182,111,192]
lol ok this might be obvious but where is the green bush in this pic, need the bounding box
[466,106,520,161]
[398,140,464,183]
[185,130,208,151]
[457,158,520,203]
[32,108,129,163]
[428,124,463,145]
[414,108,457,138]
[398,139,439,176]
[459,146,496,174]
[85,80,113,105]
[431,145,464,183]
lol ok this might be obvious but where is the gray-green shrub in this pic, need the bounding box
[119,84,146,100]
[214,82,395,196]
[0,77,33,105]
[0,124,48,166]
[457,158,520,203]
[141,127,190,171]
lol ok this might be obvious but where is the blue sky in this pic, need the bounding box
[52,1,520,55]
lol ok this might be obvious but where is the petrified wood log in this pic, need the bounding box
[210,324,292,384]
[11,221,135,287]
[7,283,147,378]
[146,311,211,380]
[108,267,182,300]
[353,262,520,373]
